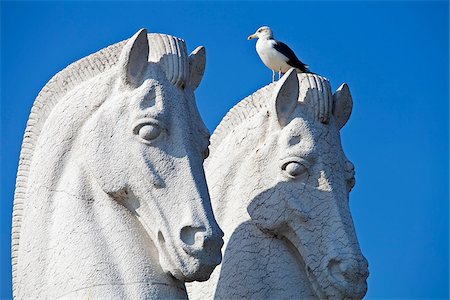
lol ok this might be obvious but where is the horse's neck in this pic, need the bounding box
[197,221,316,300]
[20,157,187,299]
[207,116,266,229]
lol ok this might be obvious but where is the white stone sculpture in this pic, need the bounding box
[187,69,369,299]
[12,28,224,299]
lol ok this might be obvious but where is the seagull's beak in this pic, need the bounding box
[247,33,257,40]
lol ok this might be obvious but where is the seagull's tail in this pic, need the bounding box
[303,67,316,75]
[290,60,312,74]
[302,66,315,74]
[289,66,316,75]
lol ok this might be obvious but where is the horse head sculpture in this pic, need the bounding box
[246,69,368,298]
[12,29,223,299]
[81,29,223,281]
[188,69,368,299]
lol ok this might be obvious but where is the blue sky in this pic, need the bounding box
[1,1,448,299]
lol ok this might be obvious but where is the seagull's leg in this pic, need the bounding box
[272,70,275,82]
[278,69,282,80]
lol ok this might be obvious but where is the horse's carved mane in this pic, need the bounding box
[209,83,276,157]
[11,33,189,293]
[209,73,332,157]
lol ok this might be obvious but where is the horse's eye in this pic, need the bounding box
[133,118,163,142]
[137,124,161,141]
[282,161,308,178]
[202,147,210,160]
[139,124,160,141]
[347,177,356,191]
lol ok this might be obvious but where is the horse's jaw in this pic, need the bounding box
[118,191,223,283]
[247,181,368,299]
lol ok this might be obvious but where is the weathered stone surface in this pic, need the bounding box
[187,69,369,299]
[12,29,223,299]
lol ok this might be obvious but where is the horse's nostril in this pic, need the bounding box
[158,231,165,244]
[180,226,206,246]
[328,258,368,283]
[328,259,346,283]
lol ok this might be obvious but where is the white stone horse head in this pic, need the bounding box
[188,69,368,299]
[12,29,223,299]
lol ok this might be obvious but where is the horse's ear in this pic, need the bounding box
[332,83,353,129]
[273,68,299,127]
[188,46,206,90]
[118,28,149,87]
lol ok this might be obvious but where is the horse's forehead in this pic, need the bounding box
[280,115,342,154]
[281,117,324,144]
[283,117,314,137]
[126,76,206,133]
[125,76,185,109]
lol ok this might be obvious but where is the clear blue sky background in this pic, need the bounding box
[1,1,448,299]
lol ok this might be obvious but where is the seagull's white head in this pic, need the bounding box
[248,26,273,40]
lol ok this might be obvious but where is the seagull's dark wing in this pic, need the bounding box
[273,40,310,73]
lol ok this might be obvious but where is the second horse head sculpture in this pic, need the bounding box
[188,69,369,299]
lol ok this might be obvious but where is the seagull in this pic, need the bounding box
[248,26,310,82]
